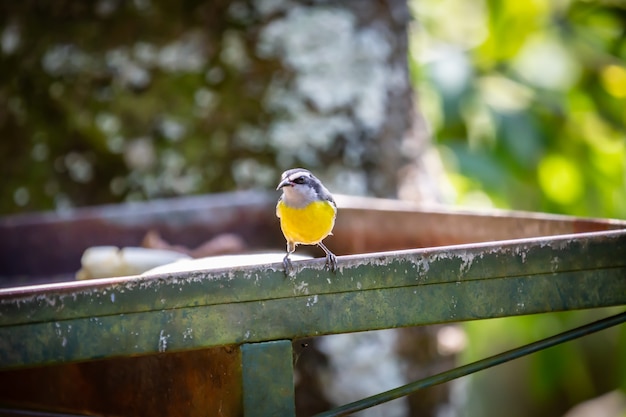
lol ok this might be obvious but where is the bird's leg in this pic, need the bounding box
[318,241,337,272]
[283,241,296,275]
[282,253,293,275]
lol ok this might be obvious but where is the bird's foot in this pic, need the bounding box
[283,254,294,276]
[318,242,337,272]
[325,252,337,272]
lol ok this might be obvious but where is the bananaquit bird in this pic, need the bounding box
[276,168,337,273]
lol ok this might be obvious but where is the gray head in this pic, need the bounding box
[277,168,335,208]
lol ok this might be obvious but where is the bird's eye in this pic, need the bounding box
[293,177,305,184]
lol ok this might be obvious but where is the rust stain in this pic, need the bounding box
[0,346,243,417]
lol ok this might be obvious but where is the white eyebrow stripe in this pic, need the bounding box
[287,171,310,182]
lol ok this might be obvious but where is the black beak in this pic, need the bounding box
[276,178,292,190]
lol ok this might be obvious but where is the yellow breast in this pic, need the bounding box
[277,200,336,245]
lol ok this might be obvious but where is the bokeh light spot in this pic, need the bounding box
[537,155,583,205]
[600,65,626,98]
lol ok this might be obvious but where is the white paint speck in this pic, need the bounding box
[54,322,62,338]
[458,251,477,275]
[183,328,194,340]
[306,295,319,307]
[550,256,560,272]
[294,281,309,295]
[516,246,528,263]
[158,330,170,352]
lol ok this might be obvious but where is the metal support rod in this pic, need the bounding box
[315,310,626,417]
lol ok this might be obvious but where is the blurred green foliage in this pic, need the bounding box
[410,1,626,416]
[411,0,626,219]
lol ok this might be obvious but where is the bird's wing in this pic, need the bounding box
[276,196,283,218]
